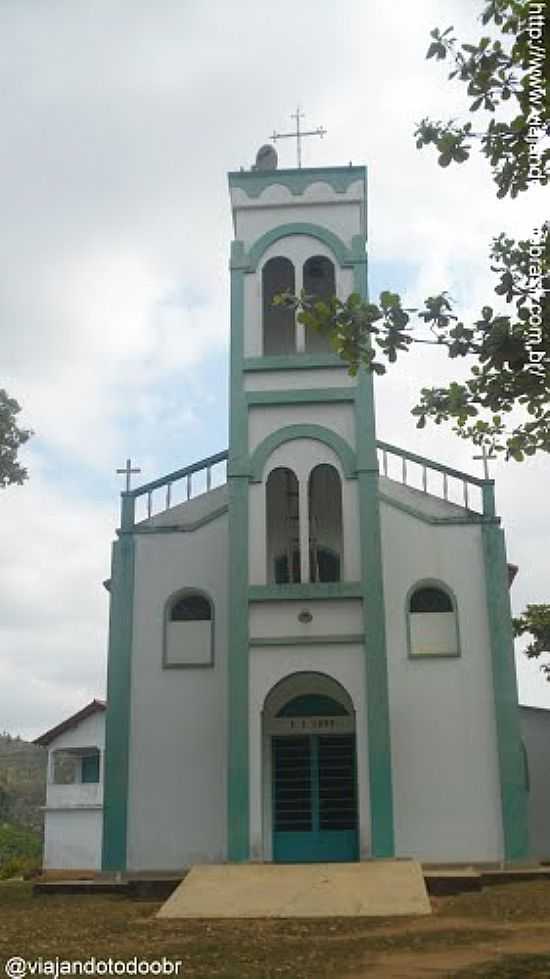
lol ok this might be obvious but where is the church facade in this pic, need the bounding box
[102,161,528,872]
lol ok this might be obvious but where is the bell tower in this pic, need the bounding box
[226,152,393,862]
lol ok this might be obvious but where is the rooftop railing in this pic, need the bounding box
[119,440,495,530]
[377,440,495,518]
[121,450,228,529]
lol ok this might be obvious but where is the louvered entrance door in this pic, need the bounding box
[272,733,358,862]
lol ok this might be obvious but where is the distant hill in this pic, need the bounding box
[0,733,47,835]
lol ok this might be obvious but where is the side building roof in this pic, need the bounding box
[33,699,106,747]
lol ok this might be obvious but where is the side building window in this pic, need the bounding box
[408,584,459,657]
[81,751,100,784]
[164,590,214,668]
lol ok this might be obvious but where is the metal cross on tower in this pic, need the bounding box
[473,443,496,480]
[271,107,327,168]
[116,457,141,492]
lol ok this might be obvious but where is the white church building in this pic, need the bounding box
[100,156,529,872]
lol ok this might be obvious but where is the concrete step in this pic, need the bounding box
[157,860,431,919]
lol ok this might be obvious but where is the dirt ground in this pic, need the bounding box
[3,880,550,978]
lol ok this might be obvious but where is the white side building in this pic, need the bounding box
[35,700,105,872]
[520,705,550,861]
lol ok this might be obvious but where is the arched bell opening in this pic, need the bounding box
[262,257,296,355]
[266,467,301,584]
[303,255,335,354]
[308,464,343,583]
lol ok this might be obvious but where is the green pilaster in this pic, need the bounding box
[482,523,529,860]
[353,235,395,857]
[102,495,135,871]
[227,244,250,861]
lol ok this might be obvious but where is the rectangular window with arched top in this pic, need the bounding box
[407,583,460,658]
[163,590,214,668]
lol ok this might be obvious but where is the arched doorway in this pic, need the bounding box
[263,673,358,863]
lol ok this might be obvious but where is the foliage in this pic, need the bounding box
[0,735,47,834]
[0,823,41,878]
[0,389,32,488]
[277,0,549,460]
[417,1,549,199]
[513,604,550,678]
[279,222,549,461]
[0,854,41,881]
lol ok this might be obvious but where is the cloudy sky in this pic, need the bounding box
[1,0,548,740]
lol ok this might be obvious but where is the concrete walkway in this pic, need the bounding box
[156,860,431,919]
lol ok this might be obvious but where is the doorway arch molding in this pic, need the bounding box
[262,670,355,722]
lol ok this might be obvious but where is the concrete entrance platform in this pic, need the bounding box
[156,861,431,919]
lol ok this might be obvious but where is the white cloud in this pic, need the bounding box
[0,469,112,738]
[1,0,549,737]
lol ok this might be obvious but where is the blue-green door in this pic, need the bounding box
[272,733,358,862]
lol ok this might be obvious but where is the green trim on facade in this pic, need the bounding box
[246,389,355,407]
[227,477,250,860]
[227,255,251,861]
[353,233,395,858]
[228,250,249,479]
[228,165,366,200]
[249,634,365,647]
[249,424,357,482]
[101,530,135,871]
[521,740,530,793]
[249,583,363,602]
[245,223,355,270]
[482,524,529,860]
[244,354,348,372]
[357,470,395,857]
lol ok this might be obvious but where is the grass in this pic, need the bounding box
[1,880,550,978]
[0,822,41,860]
[439,879,550,922]
[452,956,550,978]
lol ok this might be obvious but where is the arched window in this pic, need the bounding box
[410,587,453,613]
[266,467,300,584]
[262,257,295,355]
[303,256,336,354]
[408,583,459,657]
[171,593,212,621]
[164,590,214,667]
[309,464,342,582]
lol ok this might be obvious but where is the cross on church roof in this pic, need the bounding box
[271,107,327,168]
[116,457,141,492]
[473,443,496,480]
